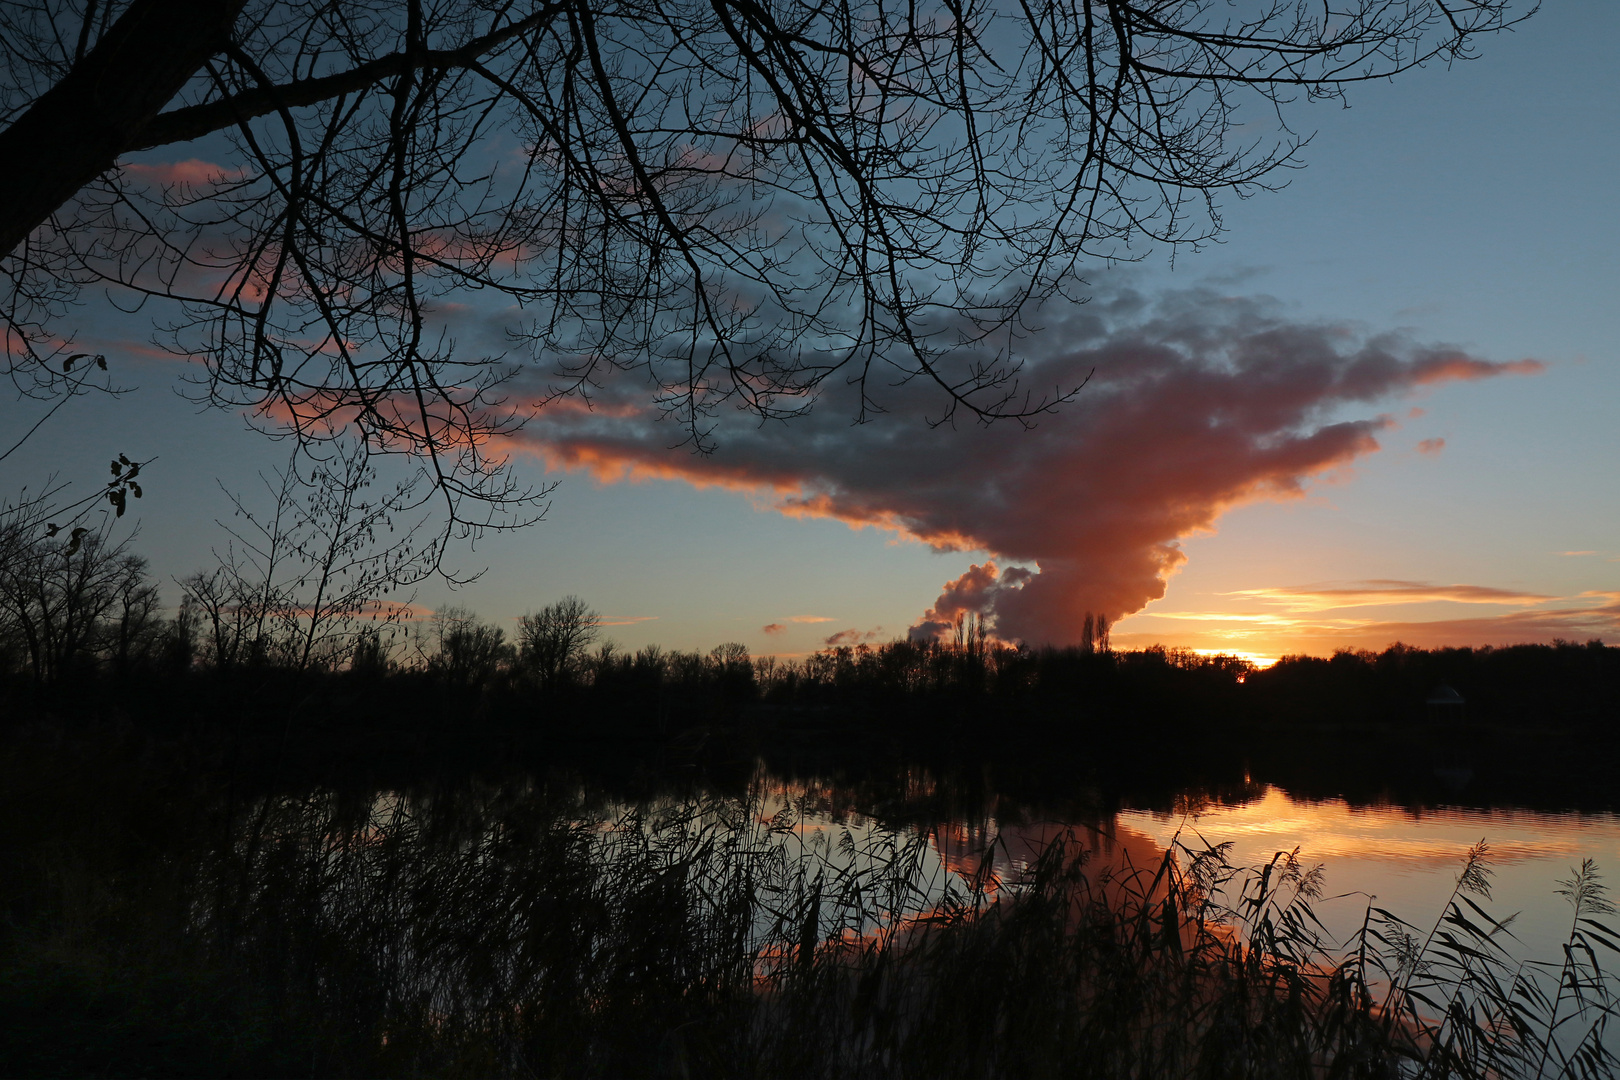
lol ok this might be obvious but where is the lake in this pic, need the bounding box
[11,724,1620,1076]
[748,767,1620,970]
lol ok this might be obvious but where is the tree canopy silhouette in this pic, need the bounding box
[2,0,1525,528]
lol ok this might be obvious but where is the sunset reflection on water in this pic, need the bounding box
[1118,786,1620,962]
[755,774,1620,967]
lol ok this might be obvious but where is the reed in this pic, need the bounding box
[3,769,1615,1078]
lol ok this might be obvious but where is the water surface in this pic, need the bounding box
[755,770,1620,968]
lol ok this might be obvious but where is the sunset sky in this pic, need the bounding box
[9,2,1618,664]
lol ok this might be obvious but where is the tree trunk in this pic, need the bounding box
[0,0,246,258]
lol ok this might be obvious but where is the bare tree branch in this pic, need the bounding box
[0,0,1530,538]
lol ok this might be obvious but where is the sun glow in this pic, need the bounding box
[1190,648,1279,669]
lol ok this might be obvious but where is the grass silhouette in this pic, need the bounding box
[2,744,1614,1078]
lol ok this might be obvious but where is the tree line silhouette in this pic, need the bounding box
[3,494,1616,759]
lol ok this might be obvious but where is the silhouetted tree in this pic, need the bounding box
[1,0,1527,528]
[518,595,600,690]
[0,492,159,681]
[103,554,165,674]
[709,641,754,698]
[952,611,988,658]
[348,626,392,676]
[177,557,280,669]
[425,604,511,685]
[159,593,201,672]
[177,440,432,669]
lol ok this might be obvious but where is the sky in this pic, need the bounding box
[7,2,1619,664]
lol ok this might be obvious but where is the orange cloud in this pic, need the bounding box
[1416,437,1445,455]
[1116,592,1620,656]
[598,614,658,627]
[1227,581,1556,612]
[505,288,1543,646]
[1405,353,1543,385]
[758,616,839,637]
[121,159,244,187]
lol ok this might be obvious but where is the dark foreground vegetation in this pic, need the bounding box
[3,723,1617,1079]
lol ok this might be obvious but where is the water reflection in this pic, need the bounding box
[751,770,1620,972]
[1115,785,1620,965]
[334,768,1620,965]
[747,769,1620,1064]
[34,756,1609,1075]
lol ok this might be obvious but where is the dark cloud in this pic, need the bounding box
[824,627,883,646]
[508,288,1541,645]
[912,562,1031,642]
